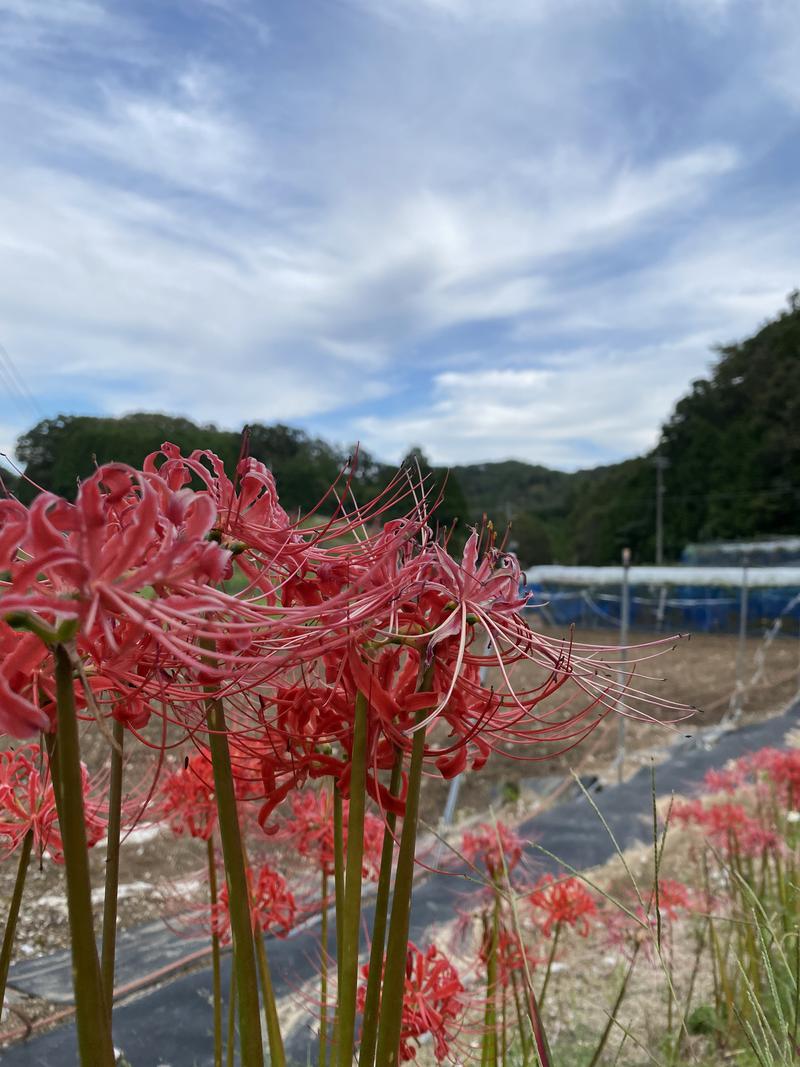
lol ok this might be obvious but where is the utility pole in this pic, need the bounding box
[654,456,669,565]
[616,546,631,784]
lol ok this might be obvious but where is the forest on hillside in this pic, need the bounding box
[5,296,800,566]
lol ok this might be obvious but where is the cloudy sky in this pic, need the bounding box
[0,0,798,470]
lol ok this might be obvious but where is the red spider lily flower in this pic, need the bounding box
[213,861,296,945]
[461,821,524,881]
[0,464,255,703]
[143,446,299,567]
[656,879,692,921]
[742,747,800,808]
[0,621,53,737]
[0,744,104,861]
[159,752,218,841]
[357,942,465,1063]
[673,799,783,859]
[528,874,596,937]
[703,763,750,794]
[276,787,385,880]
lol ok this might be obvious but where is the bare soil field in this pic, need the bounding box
[421,624,800,821]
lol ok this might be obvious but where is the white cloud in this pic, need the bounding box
[0,0,797,474]
[356,349,683,468]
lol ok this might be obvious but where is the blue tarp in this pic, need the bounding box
[523,581,800,635]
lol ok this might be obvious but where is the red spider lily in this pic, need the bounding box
[213,860,296,945]
[528,874,597,937]
[472,921,545,988]
[461,821,524,880]
[703,748,800,809]
[703,763,751,795]
[673,799,783,859]
[0,744,104,861]
[0,463,275,717]
[0,621,53,737]
[739,747,800,808]
[159,752,218,841]
[3,464,230,622]
[276,787,385,880]
[655,879,692,921]
[357,942,465,1063]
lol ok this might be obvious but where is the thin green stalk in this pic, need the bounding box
[205,693,264,1067]
[509,971,531,1066]
[53,643,116,1067]
[521,968,554,1067]
[793,930,799,1053]
[336,691,369,1067]
[500,982,507,1067]
[100,717,124,1011]
[537,921,561,1011]
[482,902,499,1067]
[0,828,33,1014]
[255,924,286,1067]
[207,835,223,1067]
[374,666,434,1067]
[667,924,707,1067]
[358,748,403,1067]
[334,786,345,970]
[586,944,640,1067]
[320,871,329,1067]
[331,785,345,1057]
[227,966,237,1067]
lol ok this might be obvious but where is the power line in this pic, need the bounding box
[0,341,43,418]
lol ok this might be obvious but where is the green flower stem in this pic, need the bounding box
[53,643,116,1067]
[336,690,369,1067]
[520,958,553,1067]
[331,786,345,1058]
[482,901,499,1067]
[320,871,330,1067]
[255,922,286,1067]
[333,785,345,970]
[0,827,33,1014]
[226,966,237,1067]
[207,835,223,1067]
[374,665,434,1067]
[205,693,264,1067]
[586,942,640,1067]
[100,717,124,1011]
[357,748,403,1067]
[537,921,561,1011]
[509,971,531,1066]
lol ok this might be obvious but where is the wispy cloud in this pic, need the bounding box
[0,0,797,468]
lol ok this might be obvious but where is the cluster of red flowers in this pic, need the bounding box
[214,861,297,945]
[358,942,465,1062]
[673,798,783,859]
[704,747,800,809]
[0,744,104,862]
[528,873,597,938]
[0,445,686,810]
[277,787,385,882]
[461,821,524,880]
[0,443,692,1067]
[159,752,219,842]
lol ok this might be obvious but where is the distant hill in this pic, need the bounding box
[7,295,800,566]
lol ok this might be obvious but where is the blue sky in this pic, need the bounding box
[0,0,798,471]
